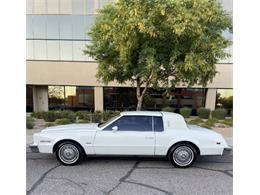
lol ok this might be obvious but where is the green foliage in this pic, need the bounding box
[33,111,76,122]
[188,118,204,125]
[45,122,56,127]
[217,95,233,109]
[197,107,211,119]
[55,118,72,125]
[212,108,228,120]
[201,118,218,129]
[222,119,233,127]
[26,117,34,129]
[180,107,192,118]
[161,106,175,112]
[103,111,120,121]
[85,0,232,110]
[77,119,90,123]
[31,111,45,119]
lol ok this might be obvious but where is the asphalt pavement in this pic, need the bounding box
[26,144,233,195]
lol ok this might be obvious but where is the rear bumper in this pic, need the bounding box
[29,144,39,153]
[223,146,232,155]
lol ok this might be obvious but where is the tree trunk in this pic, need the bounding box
[136,79,148,111]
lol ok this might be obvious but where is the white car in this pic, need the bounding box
[30,111,231,168]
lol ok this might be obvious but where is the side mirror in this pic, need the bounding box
[112,126,118,132]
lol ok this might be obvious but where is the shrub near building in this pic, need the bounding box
[197,107,211,119]
[180,107,192,118]
[211,108,228,120]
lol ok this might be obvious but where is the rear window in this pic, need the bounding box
[153,116,164,132]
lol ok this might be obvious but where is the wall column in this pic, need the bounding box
[205,88,217,110]
[94,86,104,112]
[33,86,48,111]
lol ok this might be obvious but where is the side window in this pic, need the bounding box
[104,116,152,131]
[153,116,164,132]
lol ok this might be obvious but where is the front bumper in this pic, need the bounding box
[29,144,39,153]
[223,146,232,155]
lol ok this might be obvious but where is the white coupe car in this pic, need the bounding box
[30,111,231,168]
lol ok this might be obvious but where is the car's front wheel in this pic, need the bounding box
[168,144,196,168]
[56,141,84,165]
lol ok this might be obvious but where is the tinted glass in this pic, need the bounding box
[153,116,164,132]
[104,116,152,131]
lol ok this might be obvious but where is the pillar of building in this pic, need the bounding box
[205,88,217,110]
[33,86,48,112]
[94,86,104,112]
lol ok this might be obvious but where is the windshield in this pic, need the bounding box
[98,115,120,128]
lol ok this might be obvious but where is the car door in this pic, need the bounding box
[94,115,155,155]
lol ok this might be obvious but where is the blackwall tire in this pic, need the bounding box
[168,143,196,168]
[56,141,84,166]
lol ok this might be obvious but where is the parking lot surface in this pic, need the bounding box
[27,147,232,195]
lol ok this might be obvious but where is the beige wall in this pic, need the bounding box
[26,60,233,89]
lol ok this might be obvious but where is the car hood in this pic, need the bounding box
[41,123,98,133]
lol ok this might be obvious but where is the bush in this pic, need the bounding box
[212,108,228,120]
[55,118,72,125]
[103,111,120,121]
[76,111,91,120]
[42,111,60,122]
[179,107,192,118]
[161,106,175,112]
[222,119,233,126]
[31,111,45,119]
[77,119,90,123]
[45,122,56,127]
[26,117,34,129]
[92,112,102,123]
[200,118,218,129]
[188,118,204,125]
[59,110,76,122]
[197,107,211,119]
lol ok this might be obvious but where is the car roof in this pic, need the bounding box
[121,111,162,116]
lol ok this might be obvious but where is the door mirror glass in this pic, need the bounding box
[112,126,118,132]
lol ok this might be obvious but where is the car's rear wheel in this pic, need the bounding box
[168,144,196,168]
[56,141,84,165]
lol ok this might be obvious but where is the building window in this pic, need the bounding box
[216,89,233,112]
[26,86,34,112]
[48,86,94,111]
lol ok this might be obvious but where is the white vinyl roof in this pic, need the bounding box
[121,111,162,116]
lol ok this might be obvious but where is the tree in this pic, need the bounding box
[85,0,232,110]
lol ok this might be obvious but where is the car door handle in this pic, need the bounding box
[145,136,154,139]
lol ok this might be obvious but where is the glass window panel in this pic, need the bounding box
[46,16,60,39]
[26,0,34,14]
[34,0,46,14]
[85,41,95,61]
[26,16,34,39]
[34,40,47,60]
[153,116,164,132]
[75,86,94,110]
[47,0,59,14]
[26,40,34,59]
[216,89,233,110]
[72,0,85,15]
[104,116,153,131]
[60,16,73,39]
[26,85,34,112]
[65,86,77,108]
[47,41,60,60]
[72,16,86,39]
[73,41,86,61]
[60,0,72,14]
[33,16,46,39]
[85,15,95,39]
[60,41,73,60]
[48,86,65,110]
[86,0,95,14]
